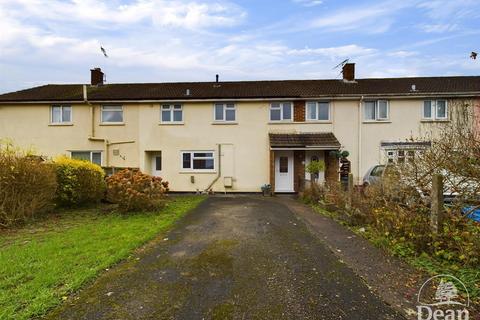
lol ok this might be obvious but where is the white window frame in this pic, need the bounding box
[306,101,331,121]
[213,103,236,122]
[364,100,389,121]
[386,150,395,164]
[51,105,72,124]
[181,151,216,172]
[384,149,418,164]
[161,104,183,123]
[101,105,124,124]
[70,151,102,166]
[423,100,448,120]
[269,102,293,122]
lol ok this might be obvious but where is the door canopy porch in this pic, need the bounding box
[269,132,341,150]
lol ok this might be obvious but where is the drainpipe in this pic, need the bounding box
[357,96,364,185]
[204,144,222,193]
[83,84,135,167]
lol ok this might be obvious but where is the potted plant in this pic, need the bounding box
[261,184,272,196]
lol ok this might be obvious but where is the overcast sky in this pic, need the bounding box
[1,0,479,93]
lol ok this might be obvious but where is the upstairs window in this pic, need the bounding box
[214,103,236,122]
[51,105,71,123]
[364,100,389,121]
[270,102,292,121]
[423,100,448,120]
[101,105,123,123]
[182,151,215,171]
[161,104,183,123]
[71,151,102,165]
[306,101,330,121]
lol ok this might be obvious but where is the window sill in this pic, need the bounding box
[100,123,125,126]
[211,122,238,125]
[420,119,450,123]
[49,123,73,126]
[362,120,392,124]
[268,121,294,124]
[179,170,217,174]
[304,120,332,124]
[269,121,332,124]
[159,122,184,125]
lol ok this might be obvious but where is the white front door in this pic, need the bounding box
[275,151,294,192]
[151,152,162,177]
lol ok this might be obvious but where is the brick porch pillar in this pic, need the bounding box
[324,150,339,184]
[294,150,305,192]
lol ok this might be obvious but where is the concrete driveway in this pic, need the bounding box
[48,196,402,320]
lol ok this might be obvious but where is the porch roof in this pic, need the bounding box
[269,132,341,150]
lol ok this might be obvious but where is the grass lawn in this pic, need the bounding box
[0,196,205,320]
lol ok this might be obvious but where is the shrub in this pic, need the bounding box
[54,156,106,207]
[0,143,57,227]
[305,160,325,177]
[106,169,169,212]
[300,183,325,204]
[311,177,480,269]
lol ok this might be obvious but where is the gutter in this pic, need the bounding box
[2,92,480,104]
[270,146,340,150]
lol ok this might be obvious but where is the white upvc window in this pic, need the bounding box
[364,100,389,121]
[306,101,330,121]
[161,104,183,123]
[385,149,416,164]
[214,103,236,122]
[101,105,124,123]
[51,105,72,123]
[270,102,292,121]
[71,151,102,166]
[423,100,448,120]
[181,151,215,171]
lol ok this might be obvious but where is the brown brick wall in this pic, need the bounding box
[294,100,305,122]
[294,150,305,192]
[324,151,339,184]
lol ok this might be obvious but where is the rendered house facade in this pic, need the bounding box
[0,65,479,193]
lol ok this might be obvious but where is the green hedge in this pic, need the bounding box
[54,156,106,207]
[0,145,57,227]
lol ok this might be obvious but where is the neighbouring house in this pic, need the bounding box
[0,65,479,193]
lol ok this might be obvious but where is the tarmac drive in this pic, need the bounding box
[48,196,403,320]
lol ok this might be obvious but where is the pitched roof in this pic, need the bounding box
[269,132,341,149]
[1,76,479,102]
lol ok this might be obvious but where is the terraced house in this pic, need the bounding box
[0,64,479,193]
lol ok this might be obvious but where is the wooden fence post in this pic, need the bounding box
[430,174,444,233]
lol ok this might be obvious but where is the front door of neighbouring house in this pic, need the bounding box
[151,152,162,177]
[275,151,294,192]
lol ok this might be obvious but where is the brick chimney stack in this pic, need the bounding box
[342,63,355,82]
[91,68,104,86]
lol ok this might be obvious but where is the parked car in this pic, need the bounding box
[362,165,385,187]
